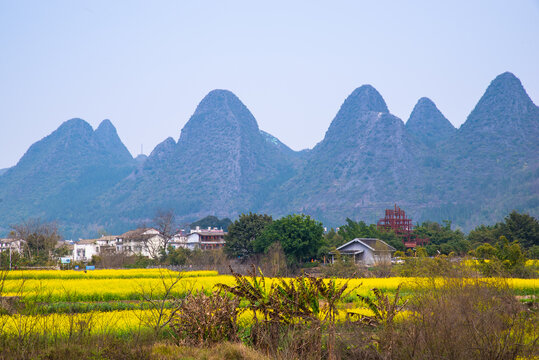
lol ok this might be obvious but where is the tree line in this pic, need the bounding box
[222,210,538,262]
[2,210,538,273]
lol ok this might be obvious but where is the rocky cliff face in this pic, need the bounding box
[285,73,537,229]
[454,72,539,166]
[98,90,297,232]
[423,72,539,226]
[0,118,135,236]
[1,72,537,237]
[94,119,134,163]
[406,97,455,147]
[265,85,427,224]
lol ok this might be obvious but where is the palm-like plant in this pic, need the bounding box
[354,284,407,327]
[217,266,358,359]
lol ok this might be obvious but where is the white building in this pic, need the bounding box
[168,227,226,250]
[168,233,187,250]
[331,238,396,266]
[73,229,165,262]
[118,228,164,258]
[73,235,118,262]
[0,238,25,254]
[185,227,226,250]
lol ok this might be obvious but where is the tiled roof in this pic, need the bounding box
[359,238,394,251]
[0,238,22,243]
[120,228,160,239]
[98,235,118,241]
[76,239,97,245]
[336,238,395,252]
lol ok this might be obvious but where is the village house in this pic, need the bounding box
[73,226,225,262]
[0,238,25,254]
[330,238,396,266]
[169,226,226,250]
[186,226,226,250]
[118,228,164,258]
[73,235,118,262]
[168,232,187,250]
[54,240,74,260]
[73,229,165,262]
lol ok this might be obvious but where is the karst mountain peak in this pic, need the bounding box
[0,72,537,237]
[406,97,455,147]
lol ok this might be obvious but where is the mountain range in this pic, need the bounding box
[0,72,537,238]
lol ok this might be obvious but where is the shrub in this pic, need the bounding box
[392,278,536,359]
[170,291,239,346]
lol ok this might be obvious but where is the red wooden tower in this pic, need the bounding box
[377,204,428,248]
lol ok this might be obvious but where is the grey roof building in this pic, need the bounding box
[330,238,396,266]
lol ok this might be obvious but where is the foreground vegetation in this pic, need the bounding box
[0,267,537,359]
[0,209,537,358]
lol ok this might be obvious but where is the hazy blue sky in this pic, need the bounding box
[1,1,538,168]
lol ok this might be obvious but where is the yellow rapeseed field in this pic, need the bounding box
[2,270,536,301]
[1,275,236,301]
[0,269,536,338]
[4,269,218,280]
[0,307,410,337]
[0,310,154,336]
[1,275,415,302]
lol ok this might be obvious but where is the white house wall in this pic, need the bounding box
[73,244,98,262]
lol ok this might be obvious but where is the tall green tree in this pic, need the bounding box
[498,211,539,249]
[469,211,538,250]
[324,228,344,248]
[318,228,345,257]
[468,224,498,245]
[224,213,273,259]
[253,214,324,264]
[495,236,527,269]
[474,242,497,259]
[338,218,378,241]
[414,220,470,255]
